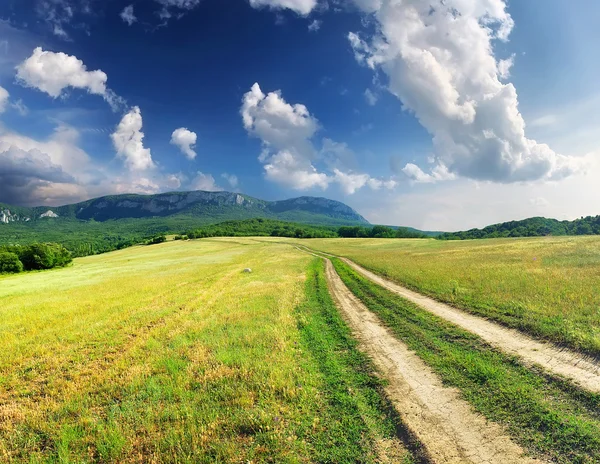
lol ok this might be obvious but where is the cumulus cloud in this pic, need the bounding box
[16,47,125,111]
[349,0,578,183]
[333,169,369,194]
[111,107,155,171]
[498,54,515,80]
[402,163,455,184]
[248,0,318,15]
[170,127,197,160]
[190,172,223,191]
[264,150,330,189]
[0,86,8,113]
[241,82,397,194]
[241,82,328,189]
[120,5,137,25]
[221,173,239,188]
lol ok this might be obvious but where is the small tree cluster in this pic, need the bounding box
[0,243,73,274]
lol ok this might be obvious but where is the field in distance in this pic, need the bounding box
[296,235,600,356]
[0,239,411,463]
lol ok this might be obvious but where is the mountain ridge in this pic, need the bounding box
[0,190,369,226]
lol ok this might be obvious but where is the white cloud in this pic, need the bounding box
[190,172,223,191]
[0,86,8,113]
[120,5,137,25]
[349,0,577,184]
[241,82,394,194]
[16,47,125,111]
[221,173,239,188]
[402,163,456,184]
[364,88,378,106]
[111,106,155,171]
[248,0,318,15]
[308,19,322,32]
[332,168,396,194]
[498,54,515,80]
[333,169,369,194]
[264,150,330,190]
[367,177,397,190]
[241,82,329,190]
[170,127,197,160]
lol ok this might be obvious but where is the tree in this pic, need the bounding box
[0,252,24,273]
[18,243,73,270]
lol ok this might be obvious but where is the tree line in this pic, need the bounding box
[0,243,73,274]
[438,216,600,240]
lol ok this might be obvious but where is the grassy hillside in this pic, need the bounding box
[298,236,600,356]
[0,239,412,463]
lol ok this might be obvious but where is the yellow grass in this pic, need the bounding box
[0,238,410,463]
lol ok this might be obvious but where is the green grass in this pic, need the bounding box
[0,239,413,463]
[300,236,600,356]
[332,257,600,464]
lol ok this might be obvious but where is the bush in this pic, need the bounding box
[18,243,73,270]
[0,252,24,274]
[146,235,167,245]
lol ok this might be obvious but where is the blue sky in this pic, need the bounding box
[0,0,599,231]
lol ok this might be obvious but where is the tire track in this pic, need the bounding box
[293,244,600,393]
[322,258,543,464]
[338,256,600,393]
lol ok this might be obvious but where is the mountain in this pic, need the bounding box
[439,216,600,240]
[0,191,369,226]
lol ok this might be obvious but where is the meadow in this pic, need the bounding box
[300,236,600,355]
[0,239,411,463]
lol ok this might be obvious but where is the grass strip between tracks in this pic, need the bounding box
[332,257,600,464]
[296,258,420,463]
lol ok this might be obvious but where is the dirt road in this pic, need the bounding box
[323,259,543,464]
[336,257,600,394]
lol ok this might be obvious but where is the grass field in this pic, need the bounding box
[300,236,600,356]
[0,239,412,463]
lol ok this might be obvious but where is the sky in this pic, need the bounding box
[0,0,599,231]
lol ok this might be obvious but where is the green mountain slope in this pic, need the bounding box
[439,216,600,240]
[0,191,369,226]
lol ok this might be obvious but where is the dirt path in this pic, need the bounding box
[323,259,543,464]
[334,256,600,394]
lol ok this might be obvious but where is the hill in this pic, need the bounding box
[0,191,374,256]
[0,191,369,226]
[439,216,600,240]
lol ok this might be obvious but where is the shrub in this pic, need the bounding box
[18,243,73,270]
[0,252,24,274]
[147,235,167,245]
